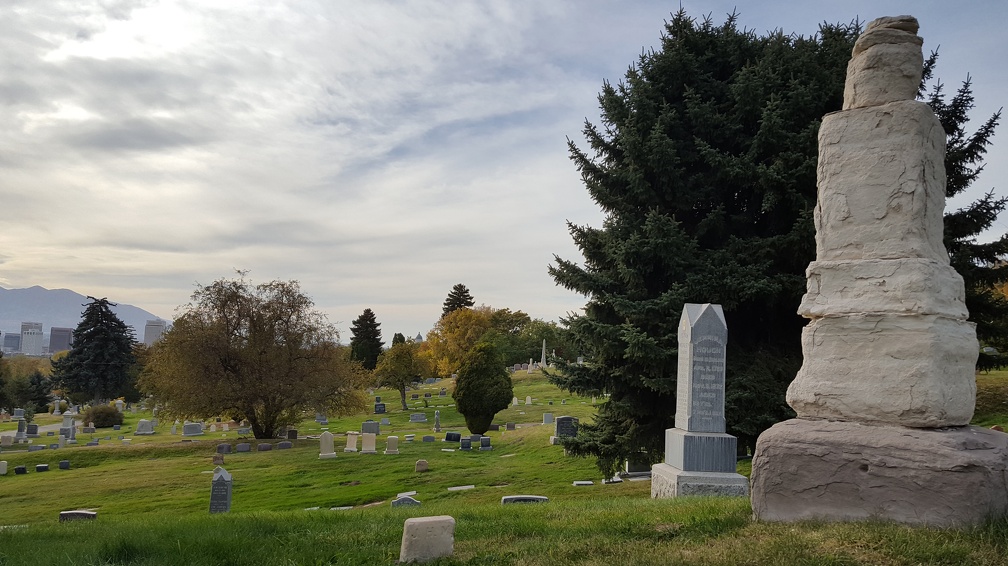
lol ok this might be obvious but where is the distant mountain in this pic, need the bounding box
[0,285,166,338]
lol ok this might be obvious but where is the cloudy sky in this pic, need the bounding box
[3,1,1006,341]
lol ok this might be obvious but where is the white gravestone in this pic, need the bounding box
[135,419,155,435]
[399,516,455,563]
[652,303,748,498]
[344,432,359,453]
[360,433,377,454]
[319,431,337,459]
[385,436,400,455]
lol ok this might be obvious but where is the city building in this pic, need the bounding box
[143,319,168,346]
[2,333,20,354]
[49,327,73,353]
[20,322,44,356]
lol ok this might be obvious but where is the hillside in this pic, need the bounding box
[0,285,164,337]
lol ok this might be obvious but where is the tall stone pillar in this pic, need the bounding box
[750,16,1008,526]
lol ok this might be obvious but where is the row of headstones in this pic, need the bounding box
[214,441,295,453]
[511,396,576,406]
[0,460,72,475]
[325,431,493,457]
[171,421,252,436]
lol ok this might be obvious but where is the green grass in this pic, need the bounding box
[0,370,1006,564]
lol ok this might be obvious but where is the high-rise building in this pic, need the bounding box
[2,333,20,354]
[20,322,44,356]
[49,327,73,353]
[144,319,168,346]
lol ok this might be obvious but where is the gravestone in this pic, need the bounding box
[409,413,427,423]
[444,432,461,443]
[58,460,70,470]
[26,423,39,438]
[0,461,6,475]
[385,436,400,455]
[433,410,441,433]
[216,443,232,454]
[361,420,380,435]
[502,495,548,504]
[135,419,155,435]
[512,397,518,406]
[411,394,419,400]
[439,388,447,397]
[171,421,178,435]
[525,396,532,405]
[652,303,747,499]
[375,396,381,403]
[27,445,43,452]
[115,400,124,412]
[319,431,336,459]
[257,443,272,452]
[1,436,12,447]
[460,438,472,451]
[182,423,204,437]
[59,510,97,522]
[506,423,516,431]
[425,377,437,384]
[374,403,386,414]
[60,415,77,442]
[750,16,1008,526]
[424,392,432,399]
[212,454,224,465]
[287,430,297,440]
[543,413,553,425]
[399,516,455,564]
[344,432,359,452]
[550,416,578,445]
[14,465,27,475]
[236,443,251,453]
[112,424,121,431]
[479,436,492,451]
[422,436,435,443]
[277,441,292,449]
[360,433,377,454]
[222,423,229,431]
[209,466,232,513]
[404,434,415,442]
[392,495,421,507]
[415,459,429,472]
[380,418,391,425]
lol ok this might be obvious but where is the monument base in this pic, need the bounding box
[319,453,338,459]
[651,464,749,499]
[751,419,1008,527]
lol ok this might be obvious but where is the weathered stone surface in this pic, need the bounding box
[815,101,947,262]
[800,258,969,319]
[651,464,749,498]
[751,419,1008,526]
[399,515,455,563]
[844,16,923,109]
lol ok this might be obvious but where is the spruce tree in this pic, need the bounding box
[921,54,1008,367]
[51,297,136,402]
[441,283,475,318]
[550,11,860,476]
[392,332,406,346]
[349,308,384,370]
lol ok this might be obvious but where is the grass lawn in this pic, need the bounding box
[0,370,1006,564]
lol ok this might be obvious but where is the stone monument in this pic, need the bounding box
[209,466,232,513]
[652,303,747,498]
[319,431,337,459]
[750,16,1008,526]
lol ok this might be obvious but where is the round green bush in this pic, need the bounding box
[82,405,125,428]
[452,342,513,435]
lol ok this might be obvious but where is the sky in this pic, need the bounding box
[2,1,1006,341]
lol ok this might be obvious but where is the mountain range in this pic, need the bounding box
[0,285,165,338]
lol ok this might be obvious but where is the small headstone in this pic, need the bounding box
[222,423,229,431]
[512,397,518,406]
[399,516,455,563]
[277,441,293,449]
[460,438,472,451]
[380,418,391,425]
[489,424,500,431]
[361,420,380,435]
[182,423,204,437]
[319,431,337,459]
[287,429,297,440]
[555,416,578,438]
[209,466,232,513]
[422,435,435,442]
[170,423,178,435]
[344,432,359,452]
[26,423,39,438]
[409,413,427,423]
[405,434,415,442]
[439,388,447,397]
[114,400,124,412]
[447,485,474,491]
[35,464,49,472]
[257,443,272,452]
[501,495,548,504]
[236,443,251,453]
[0,461,6,475]
[209,424,217,433]
[15,465,27,475]
[374,403,386,414]
[525,396,532,405]
[411,394,419,400]
[112,424,121,431]
[445,432,461,443]
[424,392,432,399]
[375,396,382,403]
[506,423,516,431]
[573,480,594,486]
[543,413,554,425]
[47,431,55,437]
[135,419,155,435]
[29,445,44,452]
[82,427,96,434]
[59,510,97,522]
[392,495,421,507]
[212,454,225,465]
[216,443,232,454]
[59,460,70,470]
[1,436,12,447]
[434,410,441,433]
[360,432,377,454]
[561,399,566,405]
[385,436,400,455]
[238,427,251,435]
[479,436,492,451]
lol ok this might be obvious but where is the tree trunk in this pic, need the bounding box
[399,387,408,411]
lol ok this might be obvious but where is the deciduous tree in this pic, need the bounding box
[422,306,493,378]
[139,275,368,439]
[374,340,431,410]
[51,297,136,403]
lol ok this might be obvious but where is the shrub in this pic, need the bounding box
[83,405,125,428]
[452,342,512,435]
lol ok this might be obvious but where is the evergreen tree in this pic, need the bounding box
[392,332,407,346]
[452,342,512,435]
[349,308,384,370]
[51,297,136,402]
[441,283,475,318]
[549,11,860,476]
[921,54,1008,367]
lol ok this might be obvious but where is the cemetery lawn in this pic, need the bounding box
[0,371,1006,564]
